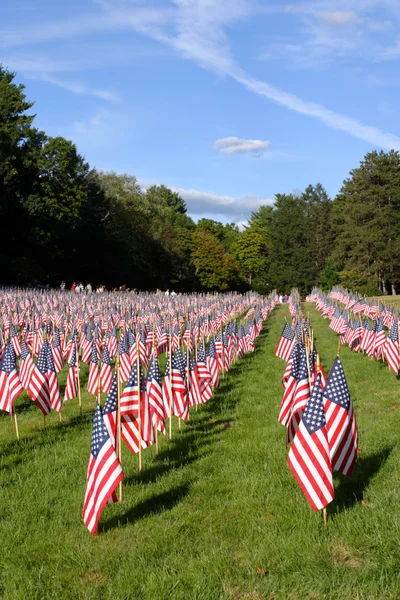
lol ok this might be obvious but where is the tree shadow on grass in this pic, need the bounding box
[0,410,93,463]
[329,446,393,514]
[99,483,190,532]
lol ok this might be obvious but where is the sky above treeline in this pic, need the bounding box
[2,0,400,224]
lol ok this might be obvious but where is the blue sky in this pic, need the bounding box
[2,0,400,224]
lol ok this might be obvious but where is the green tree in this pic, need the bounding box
[192,230,239,290]
[233,231,266,286]
[331,151,400,294]
[0,66,45,282]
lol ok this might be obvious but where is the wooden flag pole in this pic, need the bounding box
[304,339,313,396]
[13,405,20,440]
[336,339,341,358]
[116,354,122,503]
[137,342,142,473]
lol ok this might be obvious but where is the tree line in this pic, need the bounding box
[1,66,399,295]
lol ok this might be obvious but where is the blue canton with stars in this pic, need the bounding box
[103,375,118,415]
[302,374,325,434]
[147,356,162,385]
[90,403,111,458]
[322,357,350,409]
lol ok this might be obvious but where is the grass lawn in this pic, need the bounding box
[1,304,400,600]
[368,295,400,310]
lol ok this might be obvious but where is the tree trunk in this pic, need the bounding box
[392,283,397,296]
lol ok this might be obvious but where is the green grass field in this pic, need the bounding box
[1,304,400,600]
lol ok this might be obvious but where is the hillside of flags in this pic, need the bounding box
[307,287,400,375]
[2,289,400,599]
[0,289,277,533]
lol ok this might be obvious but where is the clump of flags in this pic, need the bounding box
[275,290,358,515]
[308,287,400,375]
[0,288,278,534]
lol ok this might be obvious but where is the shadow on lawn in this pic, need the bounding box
[99,483,190,532]
[329,446,393,514]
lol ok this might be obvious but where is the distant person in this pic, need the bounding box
[71,282,76,292]
[171,290,177,297]
[165,289,170,296]
[86,283,92,294]
[60,281,65,292]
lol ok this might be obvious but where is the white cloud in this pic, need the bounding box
[316,11,357,26]
[5,0,400,151]
[139,179,273,221]
[213,136,271,155]
[30,73,120,102]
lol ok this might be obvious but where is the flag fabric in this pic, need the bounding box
[100,342,113,394]
[102,375,118,446]
[87,342,99,396]
[20,339,35,391]
[82,402,124,535]
[287,373,334,511]
[46,342,62,412]
[52,329,63,372]
[29,344,51,415]
[286,345,311,444]
[0,344,24,414]
[384,320,399,375]
[64,344,79,402]
[120,362,144,415]
[275,322,295,361]
[322,357,358,476]
[147,355,166,434]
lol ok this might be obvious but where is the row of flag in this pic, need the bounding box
[81,292,278,534]
[0,291,273,433]
[275,290,358,513]
[307,287,400,375]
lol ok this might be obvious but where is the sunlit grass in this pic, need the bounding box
[1,305,400,599]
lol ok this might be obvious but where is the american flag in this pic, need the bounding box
[52,328,63,372]
[20,339,35,391]
[196,344,213,402]
[274,322,295,361]
[286,345,311,444]
[188,355,203,407]
[322,357,358,476]
[87,342,99,396]
[171,352,189,420]
[0,343,24,414]
[372,317,386,358]
[64,344,79,402]
[384,320,399,375]
[207,338,220,388]
[46,342,62,412]
[147,355,166,434]
[100,342,113,394]
[287,373,334,511]
[120,362,145,415]
[118,339,131,383]
[10,324,21,356]
[82,402,124,535]
[103,375,118,446]
[278,343,300,426]
[29,344,51,415]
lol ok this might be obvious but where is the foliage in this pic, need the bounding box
[192,230,239,290]
[2,65,400,294]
